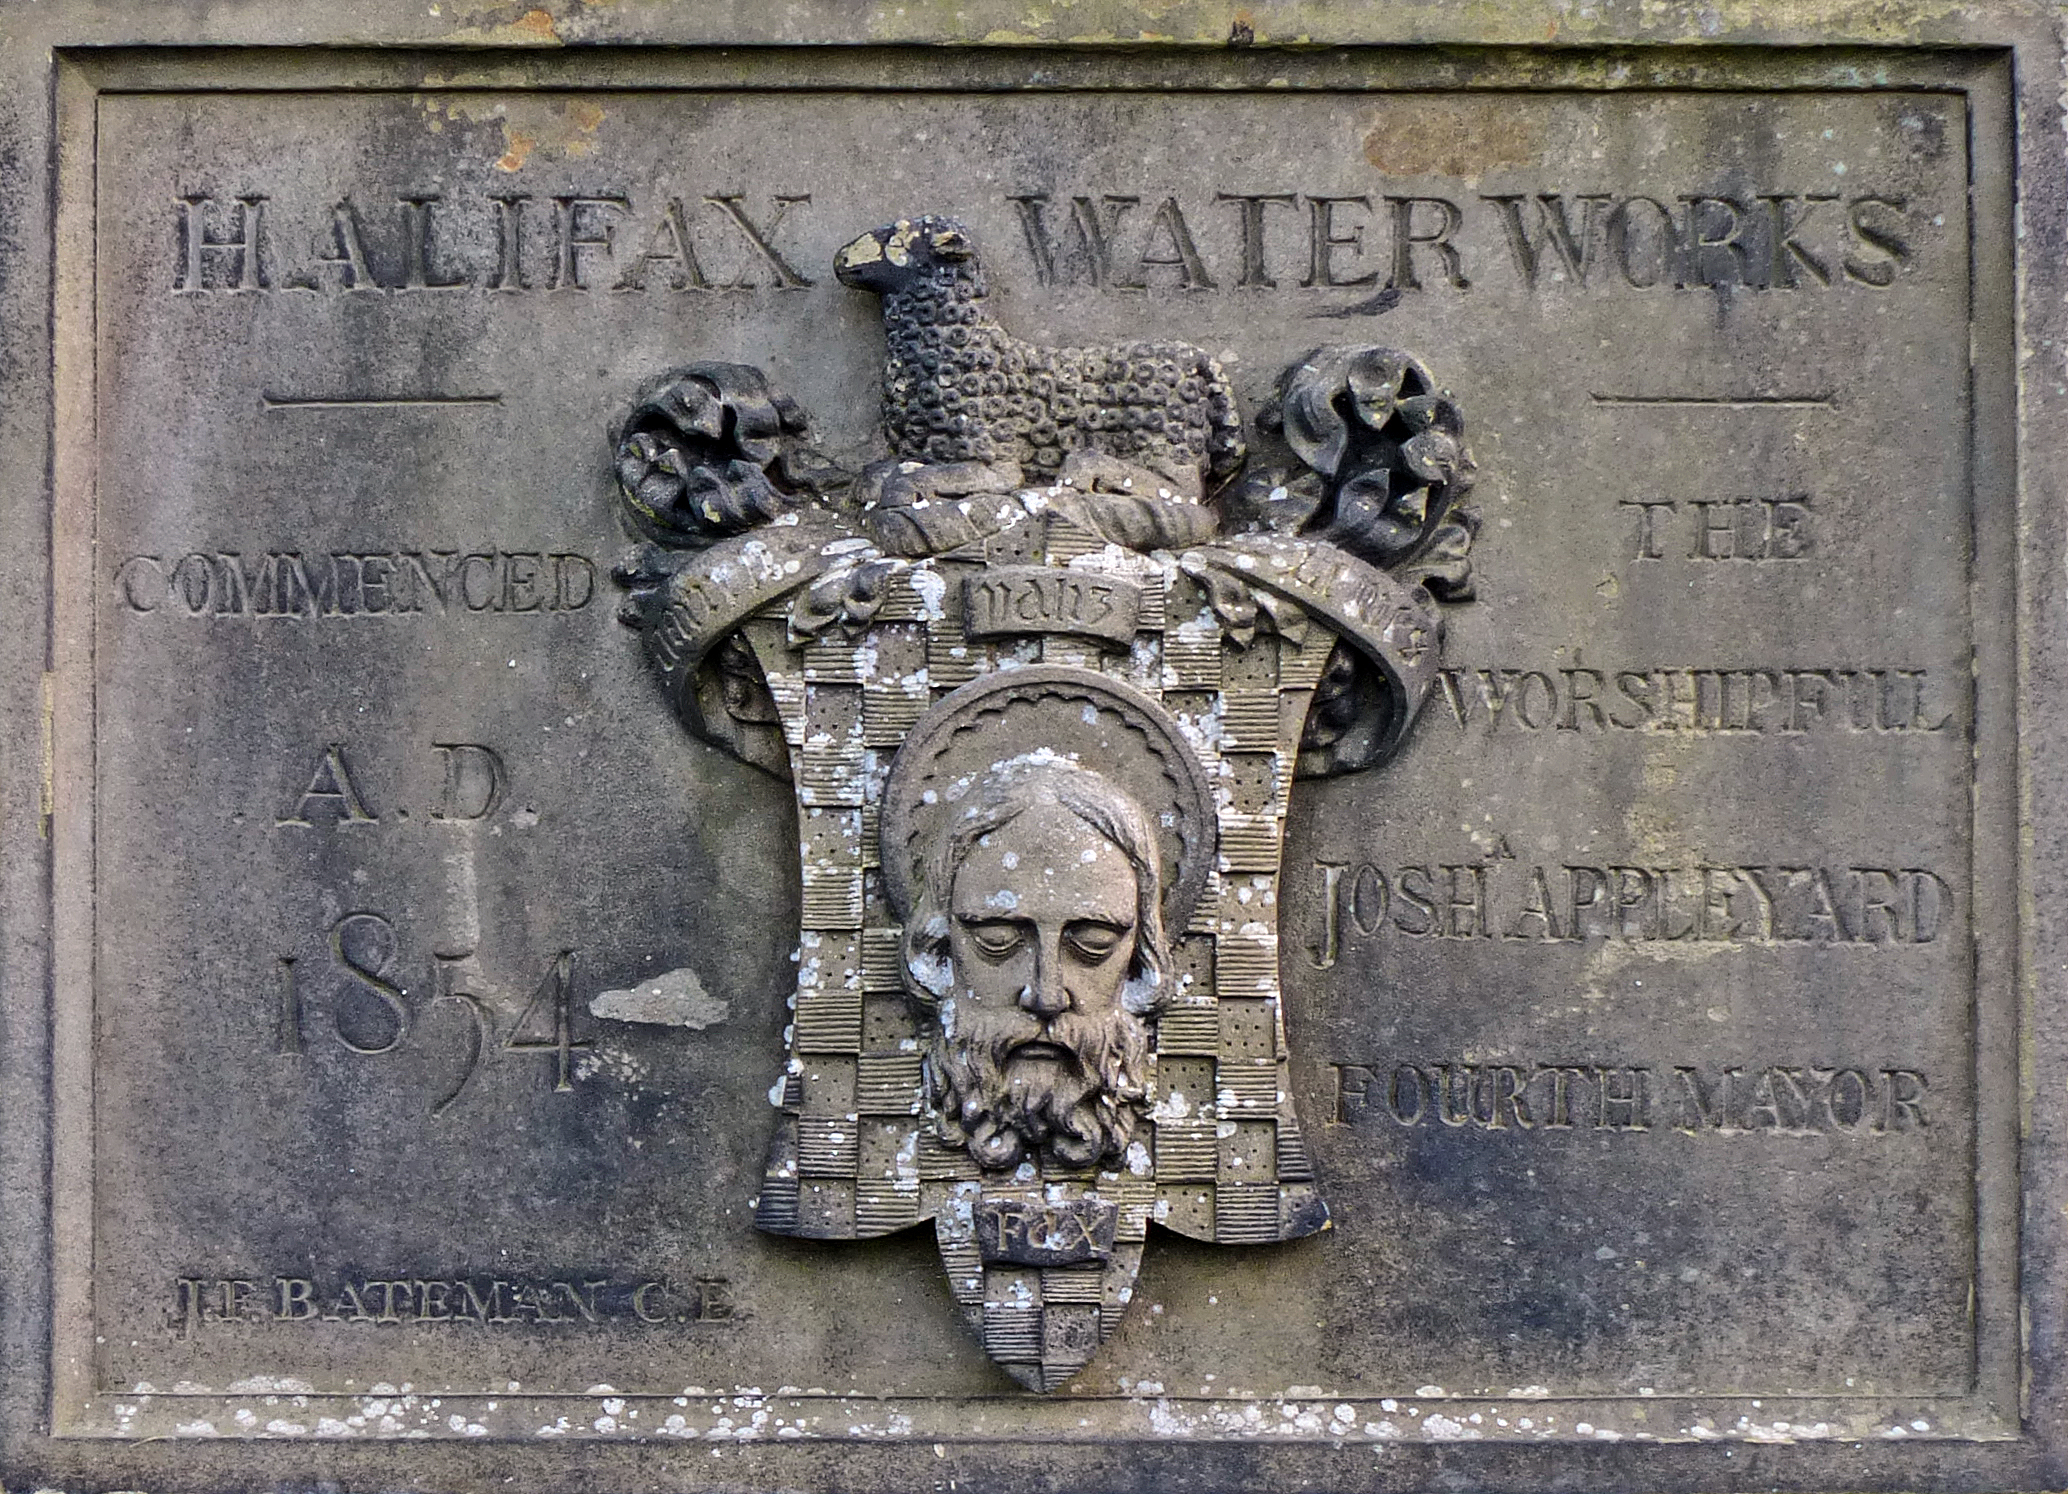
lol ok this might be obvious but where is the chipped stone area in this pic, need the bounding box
[589,966,730,1029]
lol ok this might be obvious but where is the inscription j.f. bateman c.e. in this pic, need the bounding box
[607,214,1482,1390]
[166,1274,736,1338]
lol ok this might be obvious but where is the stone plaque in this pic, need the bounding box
[6,7,2068,1492]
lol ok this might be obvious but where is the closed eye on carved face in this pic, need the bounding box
[1062,919,1131,963]
[959,919,1026,960]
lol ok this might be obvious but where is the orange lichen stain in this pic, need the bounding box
[496,129,538,172]
[419,95,606,173]
[438,2,569,45]
[1362,100,1543,181]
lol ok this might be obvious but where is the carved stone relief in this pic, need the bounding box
[613,216,1479,1388]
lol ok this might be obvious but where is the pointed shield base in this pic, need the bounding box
[935,1178,1149,1392]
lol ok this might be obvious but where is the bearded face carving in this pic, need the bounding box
[901,767,1169,1172]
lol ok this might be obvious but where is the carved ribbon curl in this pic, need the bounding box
[626,514,852,778]
[1181,535,1443,777]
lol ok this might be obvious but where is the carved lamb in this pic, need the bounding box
[833,215,1246,499]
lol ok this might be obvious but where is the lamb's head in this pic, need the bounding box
[833,215,984,298]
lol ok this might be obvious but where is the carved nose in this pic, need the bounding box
[1020,965,1070,1019]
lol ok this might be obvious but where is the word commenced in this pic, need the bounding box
[114,549,597,619]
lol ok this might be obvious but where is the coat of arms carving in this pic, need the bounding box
[611,215,1480,1391]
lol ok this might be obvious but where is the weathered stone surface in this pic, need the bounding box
[2,6,2066,1493]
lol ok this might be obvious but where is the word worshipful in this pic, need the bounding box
[1434,665,1955,735]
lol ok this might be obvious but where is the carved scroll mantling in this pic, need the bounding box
[614,360,851,549]
[1225,344,1481,603]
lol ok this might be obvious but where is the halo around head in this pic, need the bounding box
[879,666,1218,934]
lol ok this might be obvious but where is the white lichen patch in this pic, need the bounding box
[225,1375,314,1395]
[908,566,947,618]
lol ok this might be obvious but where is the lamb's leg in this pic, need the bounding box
[856,458,1034,556]
[858,457,1025,510]
[1057,447,1201,502]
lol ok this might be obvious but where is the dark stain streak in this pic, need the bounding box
[1307,287,1404,319]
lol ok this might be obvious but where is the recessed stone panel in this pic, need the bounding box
[17,31,2042,1492]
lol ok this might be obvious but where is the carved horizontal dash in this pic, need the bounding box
[1590,392,1834,409]
[260,393,503,409]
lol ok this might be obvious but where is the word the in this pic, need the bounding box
[1622,495,1815,562]
[1434,666,1954,735]
[114,550,597,618]
[1308,858,1952,963]
[169,1275,732,1337]
[1332,1061,1929,1135]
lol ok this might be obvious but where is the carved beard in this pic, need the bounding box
[926,1001,1151,1171]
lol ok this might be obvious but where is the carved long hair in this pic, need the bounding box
[901,761,1171,1018]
